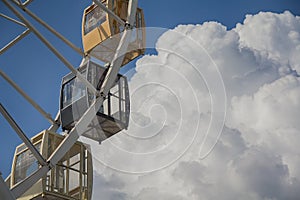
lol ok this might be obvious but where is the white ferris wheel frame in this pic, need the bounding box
[0,0,138,199]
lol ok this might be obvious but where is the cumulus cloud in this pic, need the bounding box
[236,11,300,73]
[86,11,300,200]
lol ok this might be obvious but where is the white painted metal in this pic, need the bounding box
[1,0,139,198]
[10,97,104,198]
[93,0,126,27]
[12,3,84,56]
[0,13,26,27]
[47,111,61,132]
[0,70,56,125]
[23,0,34,7]
[0,13,30,54]
[0,103,47,167]
[100,0,138,96]
[126,0,138,27]
[48,95,104,165]
[0,172,15,200]
[0,29,30,55]
[13,0,35,7]
[10,164,49,198]
[2,0,98,95]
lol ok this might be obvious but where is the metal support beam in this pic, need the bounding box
[101,0,138,96]
[0,172,15,200]
[6,1,139,198]
[10,164,49,198]
[9,58,105,199]
[93,0,126,27]
[12,0,34,7]
[47,110,60,132]
[48,97,103,165]
[0,13,30,54]
[0,70,56,124]
[2,0,98,95]
[0,13,26,27]
[0,103,47,166]
[10,96,104,198]
[12,3,84,56]
[23,0,34,6]
[0,29,30,55]
[126,0,138,26]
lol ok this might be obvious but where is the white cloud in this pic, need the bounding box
[88,11,300,200]
[91,173,128,200]
[236,11,300,74]
[228,75,300,133]
[229,146,300,200]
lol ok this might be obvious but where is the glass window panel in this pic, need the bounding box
[69,169,80,194]
[88,63,104,105]
[70,154,80,166]
[14,143,41,184]
[84,5,107,35]
[53,165,65,193]
[17,144,26,153]
[102,97,109,115]
[73,162,80,171]
[111,96,120,120]
[62,71,87,108]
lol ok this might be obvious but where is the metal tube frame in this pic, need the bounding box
[2,0,98,95]
[11,1,84,56]
[0,13,26,27]
[0,172,15,200]
[93,0,126,27]
[0,103,47,166]
[13,0,34,7]
[0,13,31,55]
[47,111,60,132]
[0,70,56,124]
[100,0,138,95]
[2,0,138,198]
[0,29,31,55]
[23,0,34,7]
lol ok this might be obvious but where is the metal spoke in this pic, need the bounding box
[11,2,84,56]
[2,0,98,95]
[0,70,56,124]
[0,103,47,166]
[0,29,30,55]
[93,0,126,27]
[0,13,26,27]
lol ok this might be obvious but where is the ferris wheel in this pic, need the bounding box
[0,0,145,199]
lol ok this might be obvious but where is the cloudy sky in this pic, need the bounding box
[1,0,300,200]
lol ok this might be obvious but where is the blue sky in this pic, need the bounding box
[0,0,299,182]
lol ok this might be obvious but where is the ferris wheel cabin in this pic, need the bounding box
[60,60,130,143]
[9,130,93,200]
[82,0,145,66]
